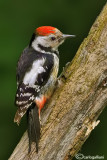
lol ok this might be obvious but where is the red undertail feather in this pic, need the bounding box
[35,96,47,116]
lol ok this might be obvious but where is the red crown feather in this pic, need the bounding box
[35,26,56,36]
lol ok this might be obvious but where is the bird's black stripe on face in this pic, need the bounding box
[38,44,59,56]
[38,44,52,52]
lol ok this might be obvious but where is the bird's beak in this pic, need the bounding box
[62,34,76,39]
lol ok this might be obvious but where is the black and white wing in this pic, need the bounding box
[14,47,54,124]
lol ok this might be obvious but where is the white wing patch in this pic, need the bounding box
[23,58,46,85]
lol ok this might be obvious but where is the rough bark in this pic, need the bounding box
[9,3,107,160]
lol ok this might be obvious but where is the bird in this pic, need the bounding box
[14,26,75,153]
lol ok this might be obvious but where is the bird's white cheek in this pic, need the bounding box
[37,37,51,47]
[51,40,64,49]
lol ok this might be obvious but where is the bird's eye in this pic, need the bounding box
[51,37,56,41]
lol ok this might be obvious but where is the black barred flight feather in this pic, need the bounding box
[14,83,38,124]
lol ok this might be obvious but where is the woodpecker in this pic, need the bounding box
[14,26,75,152]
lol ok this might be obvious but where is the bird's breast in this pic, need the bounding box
[36,54,59,102]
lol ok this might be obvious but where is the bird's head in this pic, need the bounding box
[30,26,75,53]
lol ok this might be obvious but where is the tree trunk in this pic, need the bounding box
[9,3,107,160]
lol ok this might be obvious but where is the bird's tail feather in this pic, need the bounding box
[27,103,40,153]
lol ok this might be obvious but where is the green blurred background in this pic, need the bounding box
[0,0,107,159]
